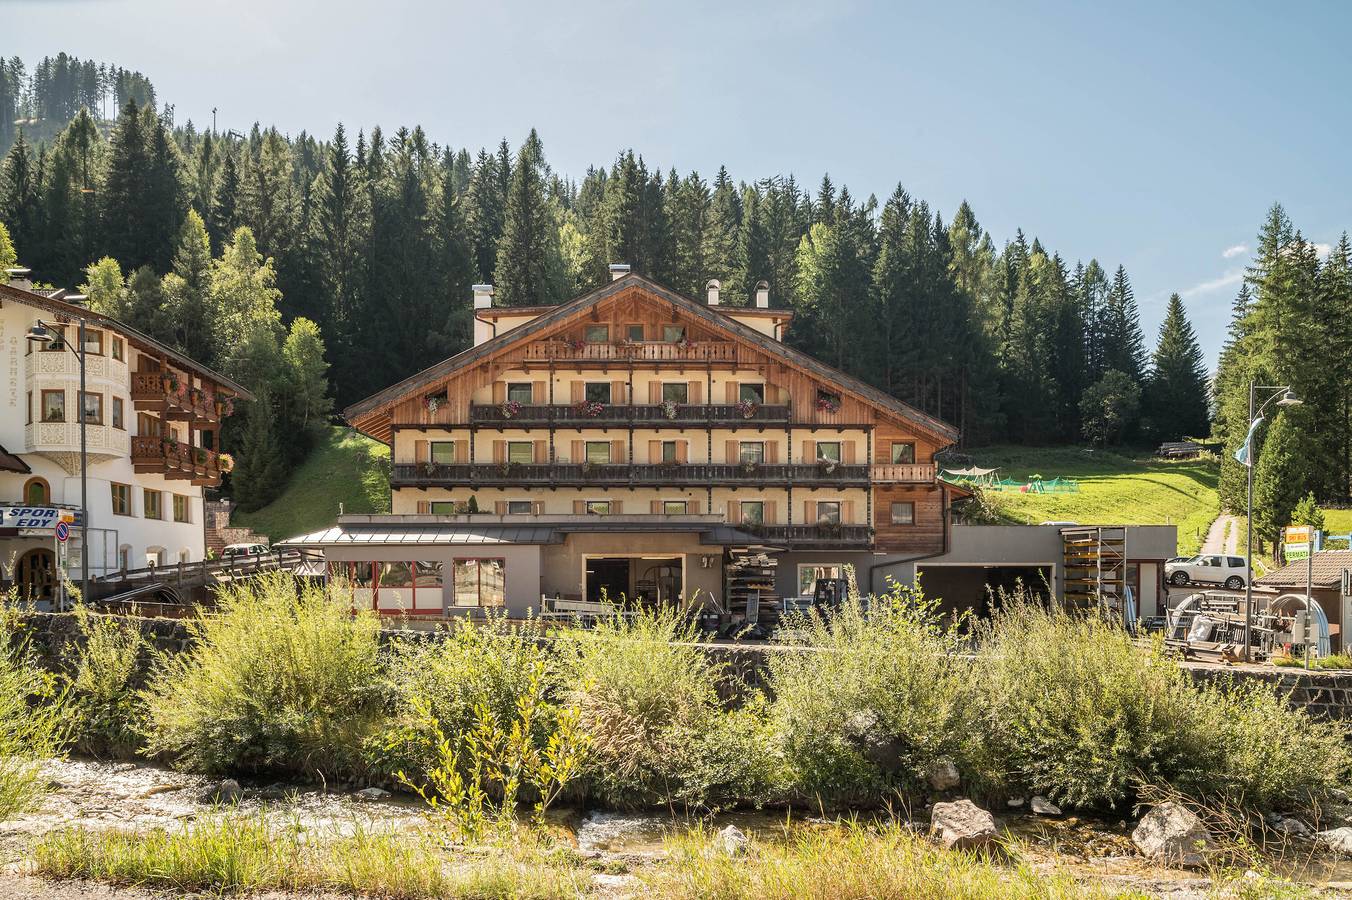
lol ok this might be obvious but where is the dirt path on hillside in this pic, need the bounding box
[1201,514,1242,555]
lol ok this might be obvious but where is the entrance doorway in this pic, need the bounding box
[584,556,684,606]
[15,548,56,603]
[916,564,1052,621]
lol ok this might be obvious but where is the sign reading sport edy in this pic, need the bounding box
[0,506,80,531]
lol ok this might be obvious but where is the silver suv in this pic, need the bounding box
[1165,554,1247,590]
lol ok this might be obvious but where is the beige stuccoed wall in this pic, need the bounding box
[392,487,714,516]
[322,543,544,617]
[541,532,724,607]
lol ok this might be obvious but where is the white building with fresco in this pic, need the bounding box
[0,271,250,602]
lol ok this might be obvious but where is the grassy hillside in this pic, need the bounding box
[963,446,1219,556]
[232,426,390,542]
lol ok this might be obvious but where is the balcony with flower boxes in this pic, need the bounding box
[742,523,875,550]
[523,338,743,365]
[391,461,871,489]
[468,402,793,429]
[130,372,236,425]
[131,435,232,486]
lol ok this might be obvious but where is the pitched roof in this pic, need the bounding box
[1256,550,1352,589]
[345,272,957,442]
[0,444,31,474]
[0,282,254,400]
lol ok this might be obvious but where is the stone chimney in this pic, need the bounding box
[706,279,721,306]
[754,280,770,309]
[472,284,494,309]
[608,263,631,281]
[5,268,33,291]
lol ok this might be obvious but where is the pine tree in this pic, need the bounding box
[1099,265,1147,383]
[208,148,241,250]
[492,129,565,306]
[100,99,153,268]
[464,148,506,283]
[232,388,288,512]
[1141,293,1209,442]
[0,131,40,256]
[0,221,17,270]
[703,166,741,298]
[1253,406,1321,547]
[161,210,214,364]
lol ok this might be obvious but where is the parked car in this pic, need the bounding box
[221,542,268,558]
[1164,554,1248,590]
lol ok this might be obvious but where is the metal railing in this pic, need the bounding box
[469,403,792,426]
[744,524,875,547]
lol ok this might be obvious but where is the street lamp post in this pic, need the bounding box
[1241,381,1303,661]
[26,318,89,609]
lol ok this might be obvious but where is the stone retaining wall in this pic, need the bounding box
[14,611,1352,719]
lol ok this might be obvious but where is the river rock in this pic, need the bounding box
[1006,797,1025,808]
[1131,802,1214,868]
[716,825,748,857]
[929,799,997,851]
[354,786,391,801]
[1030,795,1062,816]
[1317,826,1352,855]
[1274,817,1309,838]
[198,778,243,805]
[926,759,961,792]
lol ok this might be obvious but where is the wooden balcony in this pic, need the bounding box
[391,461,871,489]
[869,463,937,483]
[130,372,226,424]
[131,435,227,486]
[524,339,742,364]
[469,403,792,428]
[743,524,875,549]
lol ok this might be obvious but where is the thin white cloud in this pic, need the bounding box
[1180,269,1244,300]
[1315,242,1332,259]
[1221,244,1248,259]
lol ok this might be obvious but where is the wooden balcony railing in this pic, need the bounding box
[469,403,792,427]
[524,339,741,363]
[391,461,871,488]
[743,524,875,548]
[869,463,937,483]
[131,435,227,486]
[130,372,230,424]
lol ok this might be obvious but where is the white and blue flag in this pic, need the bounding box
[1234,416,1264,468]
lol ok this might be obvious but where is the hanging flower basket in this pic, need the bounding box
[740,460,760,476]
[735,399,760,419]
[818,458,839,475]
[218,453,234,473]
[676,336,695,353]
[425,395,442,414]
[500,399,523,419]
[567,338,586,352]
[661,399,679,420]
[816,394,841,414]
[162,372,180,394]
[575,400,605,418]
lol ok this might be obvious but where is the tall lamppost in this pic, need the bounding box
[27,317,90,608]
[1239,382,1303,660]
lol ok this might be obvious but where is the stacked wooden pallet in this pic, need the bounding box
[726,549,780,627]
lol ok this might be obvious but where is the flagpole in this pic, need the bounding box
[1244,380,1255,662]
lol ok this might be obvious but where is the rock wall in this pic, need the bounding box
[1184,663,1352,721]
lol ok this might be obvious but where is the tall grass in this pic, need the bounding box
[642,821,1119,900]
[555,605,775,809]
[768,579,977,805]
[64,605,144,758]
[34,814,585,898]
[0,600,67,820]
[974,595,1350,810]
[141,573,387,780]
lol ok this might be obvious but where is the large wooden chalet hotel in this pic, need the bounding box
[286,267,1175,623]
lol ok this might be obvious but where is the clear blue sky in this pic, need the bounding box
[7,0,1349,367]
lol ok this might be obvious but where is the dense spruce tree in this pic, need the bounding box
[208,148,241,250]
[162,210,215,364]
[464,148,506,283]
[1099,265,1147,384]
[1141,294,1209,442]
[493,129,566,306]
[667,171,711,298]
[703,166,741,299]
[0,221,18,271]
[0,131,41,257]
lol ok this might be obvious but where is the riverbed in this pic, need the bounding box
[3,758,1352,898]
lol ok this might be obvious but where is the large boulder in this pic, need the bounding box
[929,799,998,851]
[716,825,748,857]
[1132,802,1215,868]
[1030,795,1062,816]
[198,778,243,805]
[1317,826,1352,856]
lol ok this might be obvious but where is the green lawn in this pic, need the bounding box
[964,446,1219,555]
[233,426,390,542]
[1322,508,1352,536]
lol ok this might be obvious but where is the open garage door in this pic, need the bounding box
[916,564,1053,620]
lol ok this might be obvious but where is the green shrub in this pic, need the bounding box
[0,604,66,819]
[64,606,145,758]
[767,579,976,806]
[370,615,557,784]
[974,595,1351,811]
[141,573,386,780]
[555,606,772,809]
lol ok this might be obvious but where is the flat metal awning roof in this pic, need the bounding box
[279,520,772,549]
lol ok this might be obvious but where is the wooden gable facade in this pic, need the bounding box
[345,274,960,554]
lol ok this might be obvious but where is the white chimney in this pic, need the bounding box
[608,263,631,281]
[472,283,494,309]
[5,267,33,291]
[754,280,770,309]
[706,279,721,306]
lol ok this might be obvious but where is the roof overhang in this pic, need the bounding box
[0,283,254,401]
[344,273,957,445]
[0,444,31,474]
